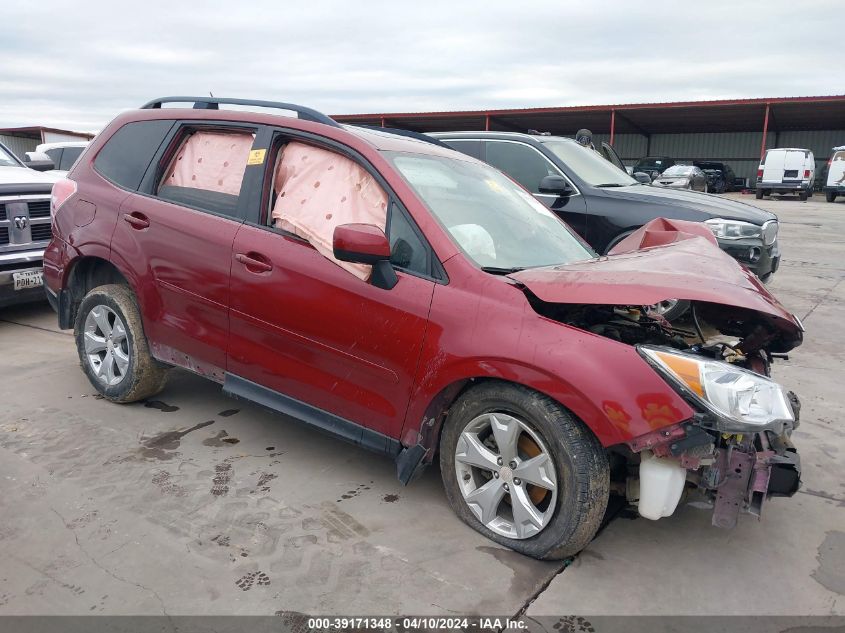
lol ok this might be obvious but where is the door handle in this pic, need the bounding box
[123,212,150,229]
[235,252,273,273]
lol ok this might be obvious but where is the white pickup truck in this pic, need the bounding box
[0,141,60,308]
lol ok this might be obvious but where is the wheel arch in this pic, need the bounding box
[403,366,625,469]
[63,255,131,328]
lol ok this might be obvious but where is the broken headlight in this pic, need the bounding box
[639,345,794,433]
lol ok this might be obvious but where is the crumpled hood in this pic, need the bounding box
[599,184,775,224]
[509,219,802,350]
[0,165,62,185]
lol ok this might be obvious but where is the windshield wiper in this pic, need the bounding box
[594,183,627,188]
[481,266,527,275]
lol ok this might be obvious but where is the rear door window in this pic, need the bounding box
[95,119,174,190]
[156,128,255,218]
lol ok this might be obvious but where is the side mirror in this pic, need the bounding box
[333,223,397,290]
[633,172,652,184]
[23,152,55,172]
[538,175,572,195]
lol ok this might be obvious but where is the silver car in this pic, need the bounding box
[652,164,708,192]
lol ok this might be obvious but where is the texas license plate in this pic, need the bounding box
[13,270,43,290]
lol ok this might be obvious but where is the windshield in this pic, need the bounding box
[0,145,20,167]
[543,140,636,187]
[663,165,694,176]
[386,151,593,270]
[635,158,666,170]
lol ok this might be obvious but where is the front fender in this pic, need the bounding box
[401,272,695,452]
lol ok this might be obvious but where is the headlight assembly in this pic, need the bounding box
[639,345,794,433]
[705,218,769,243]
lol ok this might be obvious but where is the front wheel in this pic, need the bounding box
[440,382,609,560]
[74,284,170,403]
[826,191,837,203]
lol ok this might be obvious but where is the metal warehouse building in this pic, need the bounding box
[0,126,95,159]
[334,95,845,187]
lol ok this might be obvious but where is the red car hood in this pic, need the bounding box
[508,220,803,344]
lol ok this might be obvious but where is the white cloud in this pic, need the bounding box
[1,0,840,131]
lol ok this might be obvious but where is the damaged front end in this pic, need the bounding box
[625,348,801,528]
[509,218,805,528]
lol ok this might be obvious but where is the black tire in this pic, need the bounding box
[799,191,808,201]
[826,191,837,203]
[653,298,690,321]
[439,381,609,560]
[756,188,764,199]
[74,284,170,403]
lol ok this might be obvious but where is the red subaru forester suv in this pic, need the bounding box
[44,97,803,559]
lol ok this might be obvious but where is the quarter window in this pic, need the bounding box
[388,204,430,277]
[94,119,174,190]
[484,142,561,194]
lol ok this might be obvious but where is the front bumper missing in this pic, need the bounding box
[709,435,801,528]
[625,417,801,528]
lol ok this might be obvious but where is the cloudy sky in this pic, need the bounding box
[2,0,839,132]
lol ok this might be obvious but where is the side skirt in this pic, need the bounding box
[223,373,403,458]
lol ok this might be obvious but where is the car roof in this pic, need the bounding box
[429,131,567,144]
[115,105,465,160]
[36,141,89,151]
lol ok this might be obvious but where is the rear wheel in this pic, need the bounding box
[440,381,609,560]
[799,191,808,201]
[74,284,170,403]
[756,188,764,199]
[827,191,837,203]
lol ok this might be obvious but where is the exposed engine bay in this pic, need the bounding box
[526,295,802,529]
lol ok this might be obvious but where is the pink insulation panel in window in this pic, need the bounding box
[271,142,388,280]
[162,131,255,196]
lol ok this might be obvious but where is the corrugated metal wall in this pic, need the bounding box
[597,129,845,186]
[0,135,38,159]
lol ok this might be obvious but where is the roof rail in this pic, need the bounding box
[351,124,453,149]
[140,96,341,128]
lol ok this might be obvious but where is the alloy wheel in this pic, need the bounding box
[454,412,558,539]
[83,305,130,386]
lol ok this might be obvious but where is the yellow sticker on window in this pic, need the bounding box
[247,149,267,165]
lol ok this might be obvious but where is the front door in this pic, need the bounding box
[227,138,436,438]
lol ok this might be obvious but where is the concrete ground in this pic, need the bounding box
[0,193,842,618]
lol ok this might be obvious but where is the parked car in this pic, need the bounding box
[44,97,803,559]
[756,148,815,201]
[432,132,781,319]
[632,156,675,180]
[0,141,58,308]
[651,164,709,192]
[693,161,736,194]
[33,141,89,176]
[823,146,845,203]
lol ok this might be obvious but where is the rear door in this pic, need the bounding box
[482,140,589,238]
[782,150,806,182]
[109,121,261,376]
[226,132,437,438]
[828,150,845,187]
[762,150,786,182]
